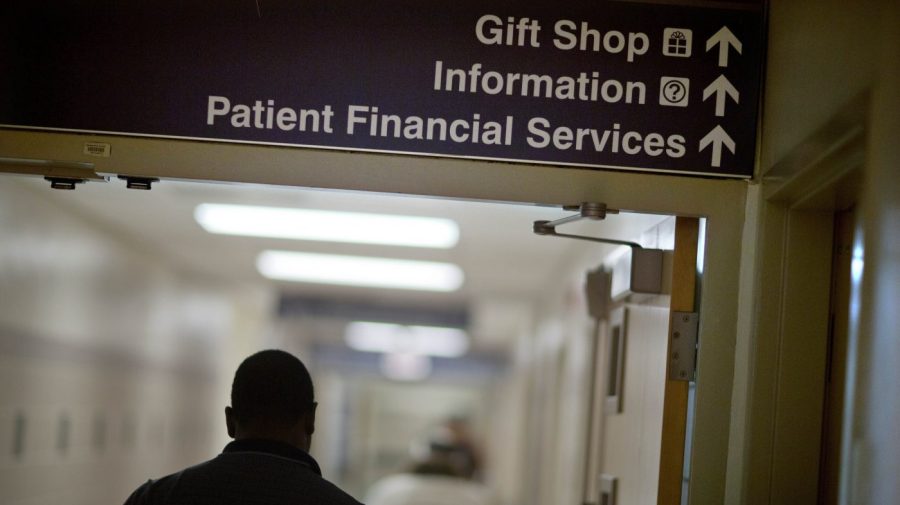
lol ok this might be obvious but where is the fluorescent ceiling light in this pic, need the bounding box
[380,353,433,382]
[195,203,459,248]
[345,321,469,358]
[257,250,464,292]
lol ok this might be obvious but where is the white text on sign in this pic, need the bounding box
[475,15,649,63]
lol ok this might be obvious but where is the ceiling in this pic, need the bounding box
[16,175,668,354]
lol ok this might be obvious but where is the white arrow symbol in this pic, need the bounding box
[699,125,736,168]
[703,75,740,117]
[706,26,742,67]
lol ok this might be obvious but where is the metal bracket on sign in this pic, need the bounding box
[669,311,699,381]
[118,175,160,190]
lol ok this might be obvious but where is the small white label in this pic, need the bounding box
[83,142,111,158]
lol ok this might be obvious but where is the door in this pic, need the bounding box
[582,216,700,505]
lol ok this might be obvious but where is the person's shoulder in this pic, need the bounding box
[123,479,153,505]
[217,451,362,504]
[315,475,365,505]
[122,471,183,505]
[122,456,218,504]
[123,453,362,505]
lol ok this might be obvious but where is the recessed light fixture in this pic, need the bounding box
[256,250,464,292]
[195,203,459,248]
[345,321,469,358]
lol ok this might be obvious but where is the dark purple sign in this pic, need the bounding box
[1,0,765,178]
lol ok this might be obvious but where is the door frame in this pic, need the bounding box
[0,127,748,504]
[735,94,865,504]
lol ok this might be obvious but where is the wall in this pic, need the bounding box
[759,0,880,172]
[847,1,900,503]
[0,178,275,504]
[727,1,900,504]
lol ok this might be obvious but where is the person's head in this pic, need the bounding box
[224,349,317,451]
[445,415,471,438]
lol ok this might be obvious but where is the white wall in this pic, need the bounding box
[0,178,275,504]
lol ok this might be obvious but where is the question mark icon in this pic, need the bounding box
[666,82,685,102]
[659,77,690,107]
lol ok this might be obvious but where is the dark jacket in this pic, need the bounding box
[124,439,362,505]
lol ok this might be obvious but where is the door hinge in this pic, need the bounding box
[669,311,699,381]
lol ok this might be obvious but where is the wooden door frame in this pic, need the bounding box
[658,217,700,505]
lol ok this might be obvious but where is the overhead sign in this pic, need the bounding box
[0,1,765,178]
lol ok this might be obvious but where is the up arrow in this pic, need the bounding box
[706,26,742,67]
[703,75,740,117]
[699,125,736,168]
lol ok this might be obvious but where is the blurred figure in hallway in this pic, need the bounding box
[365,425,493,505]
[443,415,484,481]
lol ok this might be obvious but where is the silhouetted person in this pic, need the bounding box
[123,349,361,505]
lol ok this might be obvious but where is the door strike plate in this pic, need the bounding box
[669,311,698,381]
